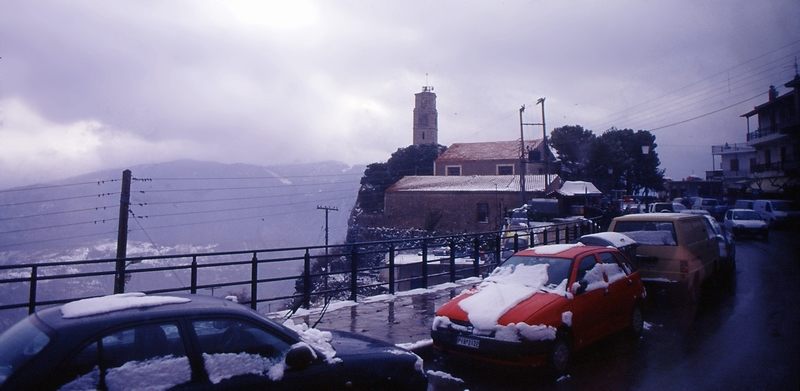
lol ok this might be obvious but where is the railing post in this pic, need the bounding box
[543,227,549,245]
[556,224,561,243]
[388,244,396,295]
[190,256,197,294]
[513,233,519,253]
[448,240,456,283]
[303,249,311,309]
[350,248,358,301]
[421,240,429,288]
[28,265,38,315]
[494,233,501,266]
[472,237,480,277]
[250,252,258,310]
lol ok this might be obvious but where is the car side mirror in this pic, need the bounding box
[286,344,316,370]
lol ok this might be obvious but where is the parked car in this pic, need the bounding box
[752,199,799,227]
[609,213,720,301]
[702,215,736,273]
[431,237,645,375]
[692,198,726,219]
[0,293,427,390]
[647,202,687,213]
[723,208,769,241]
[733,199,754,209]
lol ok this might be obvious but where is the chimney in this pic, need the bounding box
[768,85,778,101]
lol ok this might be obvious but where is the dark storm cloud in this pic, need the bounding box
[0,0,798,188]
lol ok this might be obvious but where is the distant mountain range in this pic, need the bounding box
[0,159,365,264]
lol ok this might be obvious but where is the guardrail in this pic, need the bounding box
[0,218,600,329]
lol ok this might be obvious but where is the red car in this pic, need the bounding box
[431,233,645,375]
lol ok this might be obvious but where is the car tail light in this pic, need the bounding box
[680,260,689,274]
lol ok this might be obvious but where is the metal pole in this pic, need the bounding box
[519,106,527,204]
[114,169,131,294]
[317,206,338,294]
[537,98,548,188]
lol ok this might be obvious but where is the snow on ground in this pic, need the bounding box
[60,292,191,318]
[457,264,549,330]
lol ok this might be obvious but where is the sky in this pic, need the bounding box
[1,0,799,189]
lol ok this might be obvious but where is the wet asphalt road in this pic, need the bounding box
[421,229,800,391]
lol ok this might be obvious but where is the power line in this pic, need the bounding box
[144,172,363,181]
[647,92,763,132]
[130,195,355,220]
[0,192,120,208]
[0,216,119,235]
[139,180,357,194]
[0,179,118,194]
[0,205,117,221]
[130,188,354,207]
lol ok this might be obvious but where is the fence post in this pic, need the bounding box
[350,248,358,301]
[543,227,549,245]
[303,249,311,309]
[28,265,38,314]
[449,240,456,283]
[190,256,197,294]
[421,240,428,288]
[388,244,396,295]
[250,252,258,310]
[472,237,480,277]
[556,224,561,243]
[494,233,501,266]
[513,233,519,253]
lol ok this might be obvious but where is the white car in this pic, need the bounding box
[723,208,768,241]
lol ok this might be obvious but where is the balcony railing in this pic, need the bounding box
[0,219,600,332]
[751,159,800,173]
[711,143,754,155]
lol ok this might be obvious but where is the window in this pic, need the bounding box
[749,158,757,172]
[191,319,293,385]
[477,203,489,223]
[497,165,514,175]
[730,158,739,172]
[575,255,598,282]
[445,165,461,176]
[58,323,190,390]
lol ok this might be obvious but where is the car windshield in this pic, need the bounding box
[612,221,678,246]
[0,317,50,386]
[501,255,572,287]
[733,210,762,220]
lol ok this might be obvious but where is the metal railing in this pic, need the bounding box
[0,218,600,328]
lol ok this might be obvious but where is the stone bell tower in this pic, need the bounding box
[413,85,438,145]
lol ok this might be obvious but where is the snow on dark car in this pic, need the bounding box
[0,293,426,390]
[431,238,645,375]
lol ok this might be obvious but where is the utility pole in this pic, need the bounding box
[317,205,338,294]
[518,105,527,205]
[537,98,549,189]
[114,169,131,294]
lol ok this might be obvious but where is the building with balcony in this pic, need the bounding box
[740,74,800,197]
[710,142,757,198]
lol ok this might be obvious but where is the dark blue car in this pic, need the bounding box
[0,293,426,390]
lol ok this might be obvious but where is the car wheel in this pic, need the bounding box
[629,304,644,337]
[549,333,571,377]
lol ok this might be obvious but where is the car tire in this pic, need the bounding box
[628,304,644,338]
[548,332,571,377]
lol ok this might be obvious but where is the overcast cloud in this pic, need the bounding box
[1,0,798,188]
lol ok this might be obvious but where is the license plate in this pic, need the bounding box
[456,336,480,349]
